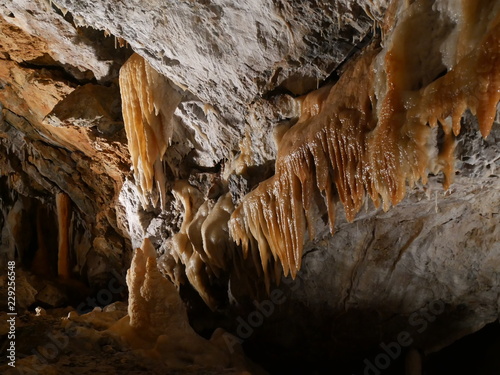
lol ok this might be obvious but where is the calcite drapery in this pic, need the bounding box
[229,0,500,280]
[119,53,182,208]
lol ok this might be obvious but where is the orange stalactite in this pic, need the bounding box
[157,180,239,308]
[119,53,182,208]
[229,0,500,283]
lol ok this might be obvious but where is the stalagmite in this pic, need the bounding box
[229,0,500,281]
[56,192,71,279]
[110,238,247,370]
[123,237,195,335]
[119,53,183,207]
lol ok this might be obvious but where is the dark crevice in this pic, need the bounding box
[17,60,94,86]
[262,85,297,100]
[323,29,378,87]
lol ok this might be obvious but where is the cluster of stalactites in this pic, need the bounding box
[119,53,182,208]
[158,181,236,309]
[229,0,500,281]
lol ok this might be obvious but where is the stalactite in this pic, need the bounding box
[229,0,500,281]
[56,192,71,279]
[201,193,234,272]
[119,53,182,208]
[158,181,236,309]
[159,180,215,308]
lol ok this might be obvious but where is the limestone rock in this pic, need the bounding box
[0,0,129,81]
[35,282,67,307]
